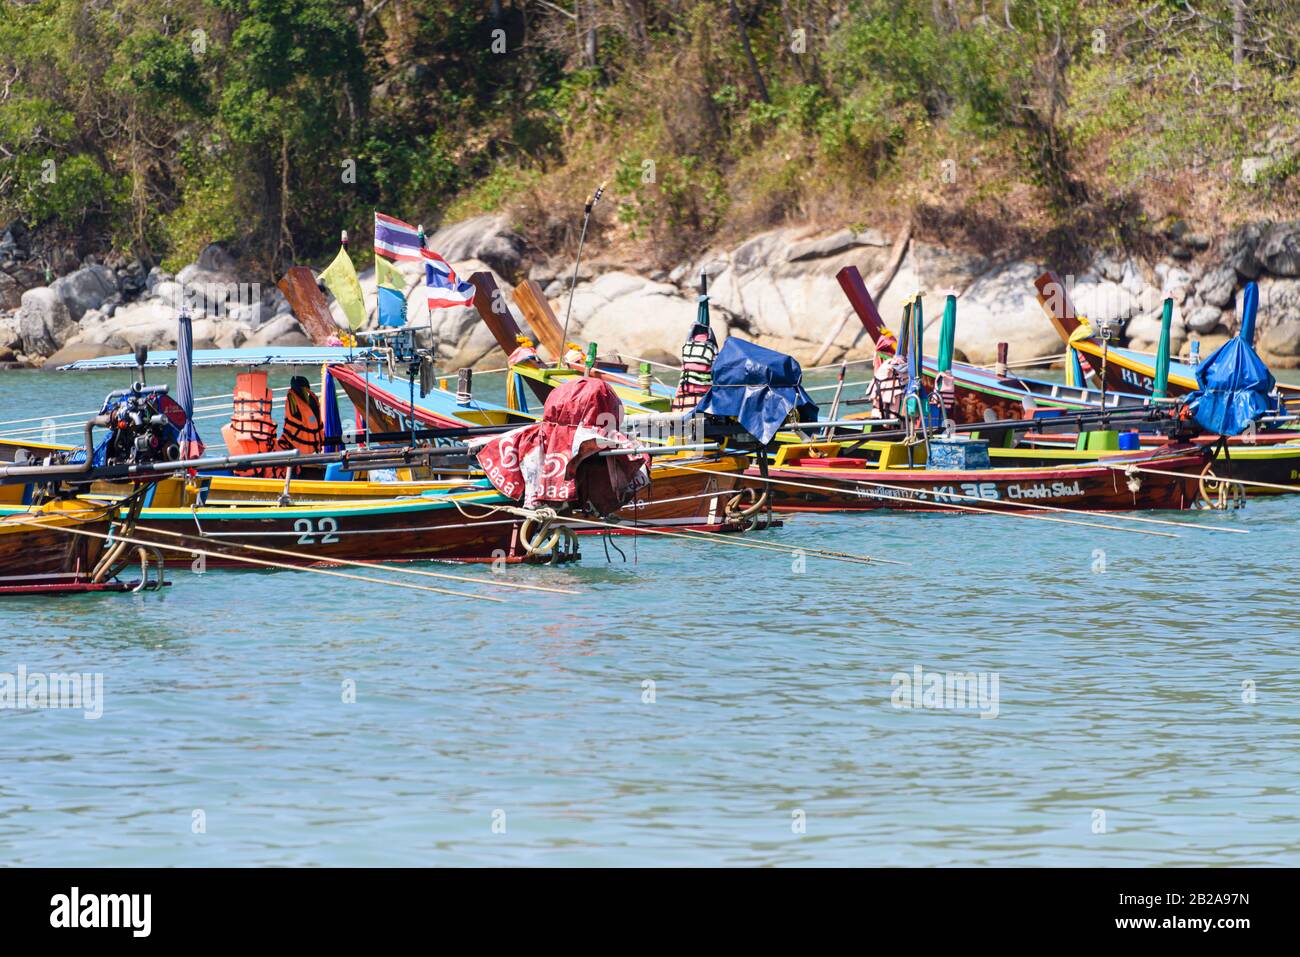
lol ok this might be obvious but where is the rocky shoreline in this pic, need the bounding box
[4,214,1300,372]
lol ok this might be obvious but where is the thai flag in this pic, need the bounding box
[374,211,423,261]
[423,248,476,309]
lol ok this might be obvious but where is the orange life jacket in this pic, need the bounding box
[276,376,324,455]
[222,371,280,476]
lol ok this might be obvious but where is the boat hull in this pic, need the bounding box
[747,449,1208,512]
[994,443,1300,496]
[126,494,532,567]
[156,454,751,534]
[0,505,122,593]
[331,365,751,533]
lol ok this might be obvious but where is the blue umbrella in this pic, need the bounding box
[176,310,205,457]
[321,368,343,452]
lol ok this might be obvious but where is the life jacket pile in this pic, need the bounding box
[222,371,279,477]
[276,376,324,455]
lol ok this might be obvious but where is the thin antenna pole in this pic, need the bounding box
[559,183,604,368]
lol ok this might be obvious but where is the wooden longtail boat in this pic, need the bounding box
[746,440,1210,512]
[77,447,754,536]
[0,488,541,567]
[989,441,1300,496]
[837,265,1151,421]
[329,359,751,533]
[329,361,530,431]
[467,272,674,414]
[1016,429,1299,449]
[1033,270,1300,404]
[0,500,152,594]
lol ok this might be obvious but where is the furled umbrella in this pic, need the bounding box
[176,309,205,457]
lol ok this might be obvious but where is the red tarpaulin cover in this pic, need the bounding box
[473,377,650,515]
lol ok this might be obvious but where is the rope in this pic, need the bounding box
[1099,462,1300,496]
[102,516,581,594]
[448,498,906,567]
[7,514,507,602]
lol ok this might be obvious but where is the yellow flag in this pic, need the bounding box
[318,246,366,331]
[375,254,407,292]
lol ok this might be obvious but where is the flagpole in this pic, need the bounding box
[559,183,604,369]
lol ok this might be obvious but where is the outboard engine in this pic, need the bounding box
[96,383,188,467]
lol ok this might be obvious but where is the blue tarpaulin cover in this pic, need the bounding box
[1184,337,1276,436]
[695,338,818,444]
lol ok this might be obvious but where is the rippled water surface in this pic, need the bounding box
[1,366,1298,866]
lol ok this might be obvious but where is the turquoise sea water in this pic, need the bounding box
[1,364,1298,866]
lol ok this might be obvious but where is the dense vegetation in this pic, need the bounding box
[1,0,1298,276]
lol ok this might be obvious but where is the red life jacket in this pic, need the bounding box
[276,376,324,455]
[222,372,280,476]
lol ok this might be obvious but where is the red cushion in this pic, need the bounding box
[798,457,869,468]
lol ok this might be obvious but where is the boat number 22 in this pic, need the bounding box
[294,517,340,545]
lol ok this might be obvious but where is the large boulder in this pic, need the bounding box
[45,339,132,367]
[1259,320,1300,358]
[1155,263,1196,303]
[693,226,893,353]
[1180,330,1233,359]
[1072,279,1140,324]
[911,242,991,296]
[426,214,527,280]
[953,260,1067,364]
[16,287,75,357]
[196,241,239,274]
[1195,264,1238,309]
[562,271,726,366]
[0,314,20,361]
[1222,222,1267,279]
[0,271,20,311]
[1255,222,1300,277]
[1183,304,1224,335]
[785,227,887,262]
[50,263,116,321]
[83,299,179,350]
[1125,308,1188,353]
[244,313,310,348]
[1257,276,1300,326]
[175,243,250,317]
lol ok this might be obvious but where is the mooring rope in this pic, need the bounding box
[1099,462,1300,497]
[134,520,580,594]
[8,515,507,602]
[38,501,577,594]
[448,498,905,566]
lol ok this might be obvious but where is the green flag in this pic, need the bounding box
[319,246,366,331]
[376,254,407,292]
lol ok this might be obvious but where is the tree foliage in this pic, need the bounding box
[1,1,1297,272]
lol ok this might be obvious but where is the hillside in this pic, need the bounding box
[2,0,1299,280]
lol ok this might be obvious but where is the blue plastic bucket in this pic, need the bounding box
[1118,431,1141,451]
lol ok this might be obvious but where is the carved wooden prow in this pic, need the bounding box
[468,272,526,358]
[511,279,567,361]
[278,266,341,345]
[836,265,889,342]
[1034,270,1088,344]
